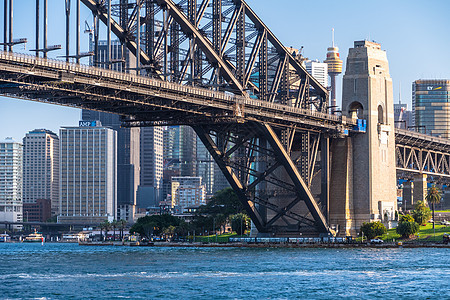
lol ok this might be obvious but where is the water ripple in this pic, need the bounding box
[0,243,449,299]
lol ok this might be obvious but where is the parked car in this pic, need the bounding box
[370,238,384,244]
[440,220,450,226]
[443,233,450,244]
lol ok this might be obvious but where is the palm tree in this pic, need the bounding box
[426,184,442,230]
[100,220,111,241]
[111,219,117,241]
[119,219,127,240]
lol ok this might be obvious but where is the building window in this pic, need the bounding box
[378,105,384,124]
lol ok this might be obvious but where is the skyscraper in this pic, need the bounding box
[81,110,140,222]
[413,80,450,137]
[22,129,59,215]
[162,126,197,201]
[303,60,328,88]
[83,39,160,221]
[394,102,412,130]
[196,137,215,196]
[58,121,117,224]
[137,127,164,209]
[0,138,23,228]
[90,39,136,72]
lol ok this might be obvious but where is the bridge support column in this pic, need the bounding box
[403,180,413,211]
[329,137,355,236]
[332,40,397,236]
[413,174,427,205]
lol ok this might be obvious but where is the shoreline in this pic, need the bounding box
[77,241,450,249]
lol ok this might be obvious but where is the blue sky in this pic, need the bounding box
[0,0,449,141]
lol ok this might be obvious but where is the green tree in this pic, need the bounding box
[193,188,245,232]
[163,225,176,241]
[130,214,182,239]
[359,221,387,239]
[396,214,419,238]
[174,220,191,237]
[426,184,442,230]
[118,219,127,240]
[111,219,118,241]
[100,220,111,241]
[229,213,251,235]
[412,201,432,225]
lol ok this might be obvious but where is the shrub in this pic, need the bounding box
[412,201,431,225]
[360,221,387,239]
[396,214,419,238]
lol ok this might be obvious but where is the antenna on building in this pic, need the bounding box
[399,82,401,105]
[332,28,335,47]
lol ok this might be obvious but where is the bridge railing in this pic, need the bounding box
[0,50,352,124]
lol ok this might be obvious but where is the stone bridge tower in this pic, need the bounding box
[330,41,397,236]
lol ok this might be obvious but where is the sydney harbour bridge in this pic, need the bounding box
[1,0,449,237]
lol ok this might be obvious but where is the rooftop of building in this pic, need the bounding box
[354,40,381,50]
[414,79,450,85]
[0,137,21,144]
[61,120,115,130]
[26,128,58,137]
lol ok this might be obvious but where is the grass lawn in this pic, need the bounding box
[380,223,450,242]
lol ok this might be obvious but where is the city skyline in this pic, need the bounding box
[0,0,449,141]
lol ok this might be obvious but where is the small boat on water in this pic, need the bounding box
[0,233,11,242]
[23,230,45,243]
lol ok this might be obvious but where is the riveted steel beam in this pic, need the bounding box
[155,0,244,93]
[240,0,327,101]
[193,125,266,231]
[258,122,331,234]
[81,0,153,69]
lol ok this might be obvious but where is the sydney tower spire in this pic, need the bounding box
[324,28,343,113]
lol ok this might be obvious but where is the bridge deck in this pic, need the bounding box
[0,51,354,132]
[395,128,450,152]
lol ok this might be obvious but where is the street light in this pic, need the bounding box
[241,215,243,236]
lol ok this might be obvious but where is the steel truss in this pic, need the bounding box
[81,0,328,110]
[395,128,450,184]
[396,144,450,183]
[194,121,332,235]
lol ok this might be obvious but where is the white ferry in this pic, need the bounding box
[23,230,45,243]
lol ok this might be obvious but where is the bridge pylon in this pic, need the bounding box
[330,41,397,236]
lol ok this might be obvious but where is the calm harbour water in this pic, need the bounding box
[0,243,449,299]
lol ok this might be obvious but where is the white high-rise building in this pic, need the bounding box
[0,138,23,228]
[303,60,328,88]
[137,127,164,209]
[171,177,206,211]
[58,121,117,224]
[22,129,59,215]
